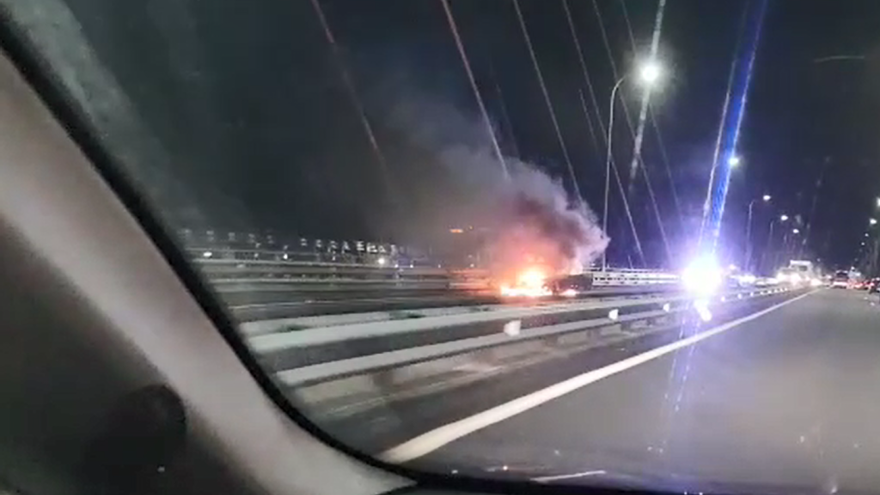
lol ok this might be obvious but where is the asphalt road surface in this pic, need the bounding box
[373,289,880,493]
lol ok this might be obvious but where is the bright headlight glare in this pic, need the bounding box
[682,257,723,295]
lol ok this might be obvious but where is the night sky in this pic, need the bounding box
[38,0,880,269]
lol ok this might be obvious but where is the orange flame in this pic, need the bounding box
[499,267,551,298]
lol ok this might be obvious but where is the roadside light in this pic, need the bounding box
[638,61,662,85]
[870,218,877,226]
[762,194,771,202]
[728,156,741,167]
[780,214,789,222]
[377,256,387,266]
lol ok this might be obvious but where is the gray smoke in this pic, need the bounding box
[384,92,608,279]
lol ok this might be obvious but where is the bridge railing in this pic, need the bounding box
[193,258,679,288]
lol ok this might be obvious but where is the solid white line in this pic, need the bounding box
[532,470,607,483]
[379,290,815,464]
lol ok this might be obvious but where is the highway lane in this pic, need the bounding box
[393,288,880,493]
[291,290,799,453]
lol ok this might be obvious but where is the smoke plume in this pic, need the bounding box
[383,91,608,281]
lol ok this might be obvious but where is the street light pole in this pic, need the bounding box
[761,214,788,274]
[600,61,661,271]
[744,194,771,273]
[601,75,627,272]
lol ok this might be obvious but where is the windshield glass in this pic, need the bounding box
[6,0,880,493]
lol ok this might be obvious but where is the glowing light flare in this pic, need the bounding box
[694,299,713,322]
[682,256,724,295]
[639,61,662,85]
[561,288,578,298]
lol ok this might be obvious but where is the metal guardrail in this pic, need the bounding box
[225,285,682,322]
[255,286,797,388]
[193,257,685,321]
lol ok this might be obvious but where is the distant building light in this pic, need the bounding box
[282,253,289,260]
[202,251,213,258]
[449,228,464,234]
[377,256,387,266]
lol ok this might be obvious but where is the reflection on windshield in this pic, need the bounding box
[7,0,880,493]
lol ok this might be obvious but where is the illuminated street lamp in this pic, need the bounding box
[728,155,742,167]
[876,197,880,208]
[792,228,800,234]
[639,61,662,84]
[780,214,790,222]
[870,218,878,226]
[762,194,772,202]
[602,59,664,271]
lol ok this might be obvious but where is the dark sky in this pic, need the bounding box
[34,0,880,269]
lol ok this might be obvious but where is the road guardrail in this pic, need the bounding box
[254,286,798,388]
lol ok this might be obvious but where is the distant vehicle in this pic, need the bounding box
[868,278,880,294]
[550,273,593,297]
[776,267,810,286]
[832,271,849,289]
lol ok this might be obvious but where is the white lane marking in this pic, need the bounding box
[533,470,607,483]
[379,290,816,464]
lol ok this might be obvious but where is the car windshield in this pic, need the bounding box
[6,0,880,493]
